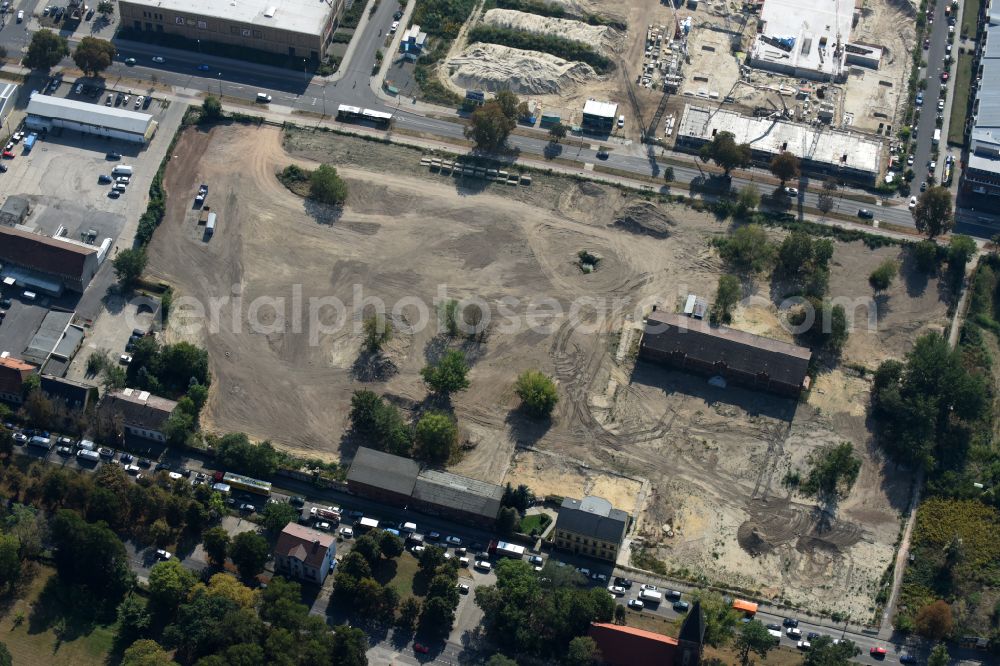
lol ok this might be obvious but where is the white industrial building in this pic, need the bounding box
[24,94,157,144]
[676,104,883,184]
[749,0,854,82]
[963,8,1000,197]
[581,99,618,134]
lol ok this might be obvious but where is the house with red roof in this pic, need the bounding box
[273,523,336,585]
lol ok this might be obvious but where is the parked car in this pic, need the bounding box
[98,447,114,458]
[870,646,887,658]
[857,208,874,219]
[138,458,152,468]
[107,152,121,160]
[607,585,626,596]
[457,583,470,594]
[119,452,133,464]
[640,584,657,591]
[786,628,802,640]
[445,535,462,546]
[155,549,172,560]
[315,521,331,531]
[627,599,644,610]
[99,174,112,184]
[784,186,798,196]
[909,195,917,209]
[13,433,27,444]
[673,600,690,612]
[413,643,429,654]
[475,560,492,572]
[427,531,441,541]
[615,577,633,589]
[591,572,608,582]
[125,57,136,66]
[339,526,354,538]
[766,624,781,631]
[289,496,305,507]
[783,618,799,628]
[796,640,811,650]
[899,654,917,664]
[152,56,166,63]
[528,555,543,566]
[56,446,73,456]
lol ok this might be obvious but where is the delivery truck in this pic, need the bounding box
[490,540,526,559]
[639,589,663,604]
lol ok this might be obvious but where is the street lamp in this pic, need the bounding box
[218,72,223,97]
[303,58,307,83]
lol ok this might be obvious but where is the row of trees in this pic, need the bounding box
[25,31,115,75]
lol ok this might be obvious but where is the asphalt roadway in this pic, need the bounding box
[4,0,994,237]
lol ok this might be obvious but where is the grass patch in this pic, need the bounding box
[948,52,974,146]
[277,164,313,197]
[518,513,552,535]
[962,0,983,38]
[0,567,115,666]
[381,552,422,604]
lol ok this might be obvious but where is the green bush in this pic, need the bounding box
[414,0,479,38]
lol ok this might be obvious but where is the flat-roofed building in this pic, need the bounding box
[749,0,853,82]
[118,0,345,61]
[963,9,1000,197]
[582,99,618,135]
[25,94,157,144]
[346,447,420,506]
[0,226,100,295]
[675,104,882,185]
[411,469,503,528]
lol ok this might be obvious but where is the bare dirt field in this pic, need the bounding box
[145,122,947,617]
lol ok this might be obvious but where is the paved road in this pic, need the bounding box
[910,0,954,191]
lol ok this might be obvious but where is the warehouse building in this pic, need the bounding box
[963,9,1000,197]
[118,0,344,61]
[25,94,157,144]
[347,447,504,527]
[675,104,882,185]
[0,226,102,295]
[749,0,854,82]
[581,99,618,135]
[639,311,812,398]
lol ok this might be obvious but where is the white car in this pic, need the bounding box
[627,599,644,610]
[929,160,937,172]
[607,585,626,596]
[797,640,811,650]
[909,195,917,209]
[339,526,354,538]
[135,96,144,109]
[640,584,658,591]
[390,21,399,33]
[152,56,166,63]
[787,628,802,639]
[784,186,798,196]
[907,155,914,166]
[168,472,183,480]
[155,549,172,560]
[120,354,132,364]
[315,521,331,531]
[475,560,492,572]
[411,545,425,554]
[591,572,608,582]
[457,583,470,594]
[445,535,462,546]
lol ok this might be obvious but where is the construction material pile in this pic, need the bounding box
[448,43,597,95]
[483,8,624,55]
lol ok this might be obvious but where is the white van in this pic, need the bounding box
[77,449,101,462]
[256,92,272,103]
[112,165,134,176]
[22,291,36,301]
[16,9,23,22]
[77,439,97,451]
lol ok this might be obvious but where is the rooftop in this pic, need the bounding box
[125,0,336,37]
[0,226,96,281]
[971,16,1000,169]
[0,356,36,398]
[413,469,504,520]
[583,99,618,118]
[274,523,335,569]
[101,388,178,430]
[589,623,679,666]
[641,311,812,388]
[22,311,74,367]
[26,94,155,136]
[751,0,852,79]
[558,495,628,543]
[678,104,882,175]
[347,447,420,496]
[40,375,98,408]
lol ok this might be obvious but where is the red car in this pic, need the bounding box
[941,72,950,81]
[1,151,13,159]
[413,643,430,654]
[870,646,887,658]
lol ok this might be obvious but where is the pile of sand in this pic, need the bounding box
[613,201,674,238]
[483,9,624,55]
[448,43,597,95]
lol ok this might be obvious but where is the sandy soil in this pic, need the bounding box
[145,123,945,618]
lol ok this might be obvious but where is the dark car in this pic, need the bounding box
[155,462,171,472]
[427,531,441,541]
[143,95,153,110]
[120,453,133,463]
[806,631,821,640]
[0,164,7,173]
[614,577,633,589]
[394,10,403,19]
[0,298,10,308]
[107,152,121,160]
[857,208,874,219]
[673,600,690,612]
[289,496,306,507]
[783,618,799,628]
[138,458,152,468]
[766,623,781,631]
[99,174,112,184]
[899,655,917,664]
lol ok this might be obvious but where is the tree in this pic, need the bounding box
[869,259,898,294]
[614,604,626,624]
[712,274,741,324]
[514,370,558,418]
[215,433,278,478]
[379,530,404,558]
[49,509,132,601]
[202,526,230,566]
[202,95,223,121]
[718,224,774,275]
[229,531,269,580]
[73,37,116,76]
[348,390,412,455]
[565,636,600,665]
[0,643,9,666]
[149,559,197,614]
[330,625,369,666]
[421,350,470,396]
[549,122,568,142]
[465,98,518,152]
[261,501,299,535]
[397,597,421,632]
[116,594,152,643]
[913,186,954,238]
[735,183,760,216]
[803,635,858,665]
[0,535,21,592]
[799,442,861,500]
[693,591,739,647]
[113,247,148,288]
[497,506,519,536]
[927,643,949,666]
[310,164,348,205]
[419,595,457,637]
[362,314,392,352]
[414,410,459,462]
[24,30,69,70]
[915,600,953,640]
[769,151,800,185]
[734,620,773,665]
[97,0,115,15]
[914,240,939,272]
[817,192,834,214]
[663,166,675,183]
[486,656,518,666]
[122,639,174,666]
[698,130,752,176]
[948,234,977,269]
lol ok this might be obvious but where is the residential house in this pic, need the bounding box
[553,496,628,563]
[273,523,336,585]
[100,388,178,442]
[0,356,36,405]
